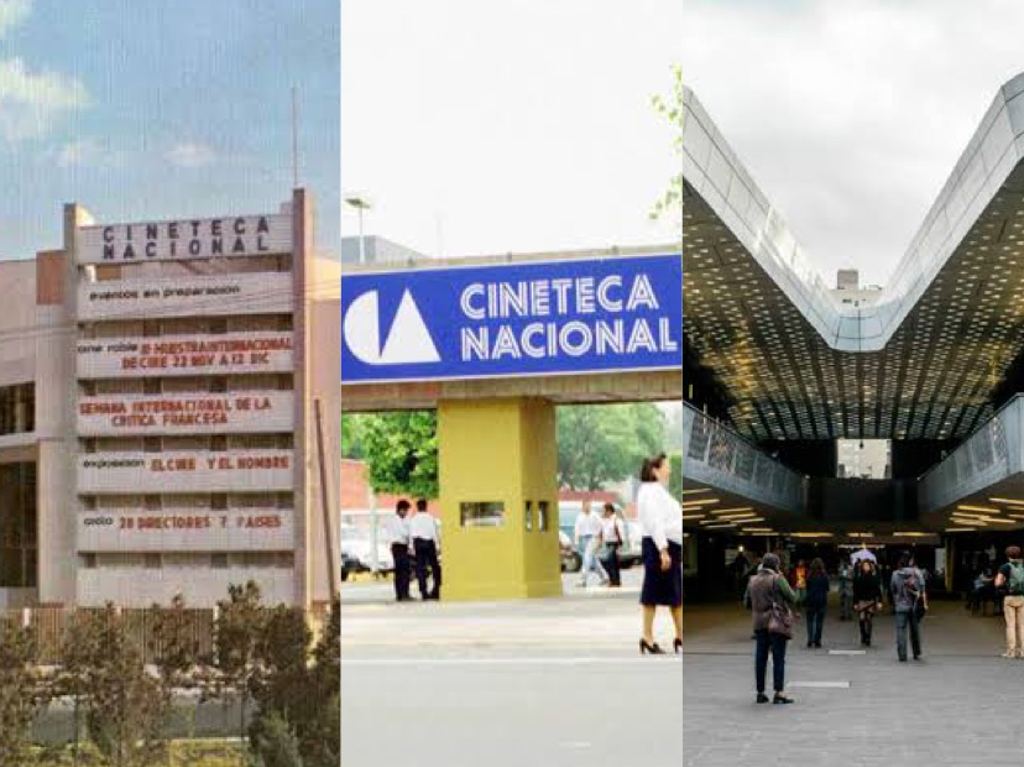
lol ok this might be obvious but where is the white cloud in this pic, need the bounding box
[0,57,88,141]
[682,0,1024,285]
[54,138,124,168]
[0,0,30,38]
[165,141,216,168]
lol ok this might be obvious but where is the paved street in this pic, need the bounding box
[684,598,1024,766]
[341,569,682,767]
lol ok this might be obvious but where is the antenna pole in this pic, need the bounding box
[291,85,299,188]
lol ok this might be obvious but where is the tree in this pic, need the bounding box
[210,580,265,761]
[298,599,340,767]
[345,411,438,497]
[151,594,204,746]
[62,604,168,767]
[0,620,46,765]
[557,404,666,490]
[249,710,304,767]
[650,63,683,230]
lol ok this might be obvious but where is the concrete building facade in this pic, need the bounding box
[0,189,340,610]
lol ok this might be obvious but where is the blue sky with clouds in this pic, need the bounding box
[0,0,338,260]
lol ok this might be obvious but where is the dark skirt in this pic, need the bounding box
[640,538,682,607]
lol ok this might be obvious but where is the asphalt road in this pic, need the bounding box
[341,569,682,767]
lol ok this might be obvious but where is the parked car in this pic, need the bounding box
[559,531,582,573]
[341,549,359,581]
[340,524,394,573]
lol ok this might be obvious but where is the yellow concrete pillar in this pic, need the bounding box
[438,397,562,600]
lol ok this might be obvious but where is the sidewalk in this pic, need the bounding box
[341,570,682,767]
[683,599,1024,766]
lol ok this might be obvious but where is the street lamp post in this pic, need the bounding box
[344,196,372,265]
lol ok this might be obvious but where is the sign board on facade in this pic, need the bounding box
[77,450,294,493]
[76,214,292,264]
[77,272,293,321]
[77,331,294,378]
[78,509,294,552]
[341,254,682,383]
[78,392,293,436]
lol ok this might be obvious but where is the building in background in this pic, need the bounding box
[0,189,340,609]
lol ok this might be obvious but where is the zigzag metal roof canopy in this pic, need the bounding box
[683,73,1024,443]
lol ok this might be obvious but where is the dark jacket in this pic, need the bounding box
[852,570,882,603]
[805,573,830,610]
[748,569,796,631]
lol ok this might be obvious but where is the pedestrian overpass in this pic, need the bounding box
[342,247,681,600]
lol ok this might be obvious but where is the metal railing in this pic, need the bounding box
[682,402,805,513]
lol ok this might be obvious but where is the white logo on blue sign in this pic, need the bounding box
[341,254,681,383]
[342,289,440,365]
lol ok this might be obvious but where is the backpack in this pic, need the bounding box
[1008,562,1024,595]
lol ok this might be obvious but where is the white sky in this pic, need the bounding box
[341,0,682,259]
[682,0,1024,286]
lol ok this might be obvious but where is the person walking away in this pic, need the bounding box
[600,503,625,587]
[994,545,1024,658]
[891,553,927,661]
[574,500,609,587]
[636,453,683,654]
[385,500,412,601]
[853,560,882,646]
[409,498,442,600]
[804,558,829,648]
[748,553,797,704]
[838,557,853,621]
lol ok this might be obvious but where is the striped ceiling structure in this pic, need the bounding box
[683,73,1024,442]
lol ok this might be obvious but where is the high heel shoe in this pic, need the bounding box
[639,638,665,655]
[673,638,682,654]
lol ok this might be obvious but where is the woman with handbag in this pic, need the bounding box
[600,502,625,587]
[748,553,797,704]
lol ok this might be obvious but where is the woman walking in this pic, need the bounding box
[637,453,683,655]
[748,552,797,704]
[600,503,625,587]
[804,558,829,648]
[853,559,883,647]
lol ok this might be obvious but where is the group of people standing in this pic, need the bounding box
[746,549,931,704]
[573,499,627,587]
[385,498,442,602]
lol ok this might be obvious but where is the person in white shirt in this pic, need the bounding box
[574,499,609,587]
[600,503,626,587]
[409,498,442,600]
[636,452,683,655]
[385,499,413,601]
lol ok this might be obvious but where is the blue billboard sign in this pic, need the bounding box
[341,253,681,383]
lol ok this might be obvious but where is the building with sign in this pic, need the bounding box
[0,189,340,610]
[341,248,682,600]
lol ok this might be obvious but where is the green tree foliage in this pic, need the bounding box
[557,404,666,490]
[650,64,683,229]
[59,605,168,767]
[0,620,46,765]
[249,710,304,767]
[669,452,683,498]
[343,411,438,497]
[210,581,264,754]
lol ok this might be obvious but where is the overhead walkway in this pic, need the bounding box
[919,394,1024,530]
[682,402,805,526]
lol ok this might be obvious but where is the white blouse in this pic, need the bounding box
[637,481,683,549]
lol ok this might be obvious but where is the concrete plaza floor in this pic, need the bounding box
[684,598,1024,766]
[340,568,682,767]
